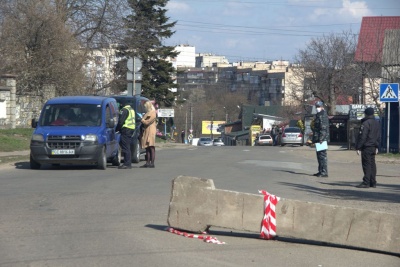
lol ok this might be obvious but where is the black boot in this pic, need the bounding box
[140,163,149,168]
[356,182,369,188]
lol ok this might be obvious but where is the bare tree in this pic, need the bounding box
[289,31,359,115]
[173,85,247,138]
[0,1,86,95]
[0,0,128,96]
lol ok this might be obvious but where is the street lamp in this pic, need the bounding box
[223,106,228,122]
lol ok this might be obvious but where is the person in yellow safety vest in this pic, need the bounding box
[116,100,136,169]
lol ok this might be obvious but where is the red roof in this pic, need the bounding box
[355,16,400,63]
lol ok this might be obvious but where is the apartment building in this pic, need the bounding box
[171,44,196,68]
[84,46,118,95]
[195,53,229,68]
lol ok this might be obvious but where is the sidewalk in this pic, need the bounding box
[0,150,30,157]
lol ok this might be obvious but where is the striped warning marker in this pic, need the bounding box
[259,190,280,240]
[167,227,226,244]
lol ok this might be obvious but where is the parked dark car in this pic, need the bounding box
[110,95,150,163]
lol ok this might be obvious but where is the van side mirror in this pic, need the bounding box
[107,118,115,128]
[31,118,38,128]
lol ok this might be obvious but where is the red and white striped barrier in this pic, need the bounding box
[259,190,280,240]
[167,227,226,244]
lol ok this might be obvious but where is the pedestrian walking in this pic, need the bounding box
[312,101,329,177]
[271,125,277,146]
[140,101,157,168]
[355,107,381,188]
[181,130,185,143]
[116,100,136,169]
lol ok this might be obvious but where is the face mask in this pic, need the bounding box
[316,107,322,113]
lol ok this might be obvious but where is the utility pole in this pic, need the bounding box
[185,110,188,144]
[223,106,228,122]
[210,111,214,140]
[190,103,193,132]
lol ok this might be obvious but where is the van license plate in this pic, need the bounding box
[52,149,75,155]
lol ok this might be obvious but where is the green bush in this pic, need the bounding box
[0,128,33,152]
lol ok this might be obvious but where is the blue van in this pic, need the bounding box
[30,96,120,170]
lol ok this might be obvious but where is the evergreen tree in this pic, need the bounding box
[119,0,178,106]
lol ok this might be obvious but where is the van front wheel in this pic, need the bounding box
[30,155,41,169]
[98,147,107,170]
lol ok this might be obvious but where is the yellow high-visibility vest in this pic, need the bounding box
[122,105,135,129]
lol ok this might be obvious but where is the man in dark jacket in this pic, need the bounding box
[312,101,329,177]
[355,107,381,188]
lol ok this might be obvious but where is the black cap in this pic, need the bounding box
[364,107,374,116]
[119,99,128,106]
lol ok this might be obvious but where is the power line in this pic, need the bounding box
[178,19,360,29]
[177,0,400,10]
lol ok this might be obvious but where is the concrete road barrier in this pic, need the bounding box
[167,176,400,255]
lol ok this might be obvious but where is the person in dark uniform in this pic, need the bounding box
[312,101,329,177]
[355,107,381,188]
[271,125,278,146]
[116,100,136,169]
[181,130,185,143]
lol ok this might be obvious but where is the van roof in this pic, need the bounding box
[45,96,114,105]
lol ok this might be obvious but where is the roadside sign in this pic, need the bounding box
[379,83,399,102]
[158,109,174,117]
[127,57,142,72]
[379,83,399,153]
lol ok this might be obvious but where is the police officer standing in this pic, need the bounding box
[355,107,381,188]
[116,100,136,169]
[312,101,329,177]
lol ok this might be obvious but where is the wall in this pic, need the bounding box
[0,75,55,128]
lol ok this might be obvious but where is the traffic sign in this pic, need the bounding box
[158,109,174,117]
[127,57,142,72]
[380,83,399,102]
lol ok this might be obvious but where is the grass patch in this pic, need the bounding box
[377,152,400,159]
[0,128,33,152]
[0,155,29,165]
[156,136,168,143]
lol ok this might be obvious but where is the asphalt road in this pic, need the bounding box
[0,144,399,266]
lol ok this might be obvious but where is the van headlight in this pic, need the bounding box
[83,134,97,142]
[31,134,44,142]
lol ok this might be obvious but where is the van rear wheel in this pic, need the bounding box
[97,147,107,170]
[111,146,121,166]
[131,141,140,163]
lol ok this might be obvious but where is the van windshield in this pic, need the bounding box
[40,104,102,126]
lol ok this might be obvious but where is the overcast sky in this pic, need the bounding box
[165,0,400,63]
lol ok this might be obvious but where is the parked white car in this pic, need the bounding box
[280,127,304,146]
[255,134,273,146]
[197,137,213,146]
[213,138,225,146]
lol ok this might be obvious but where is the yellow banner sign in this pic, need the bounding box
[202,120,225,135]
